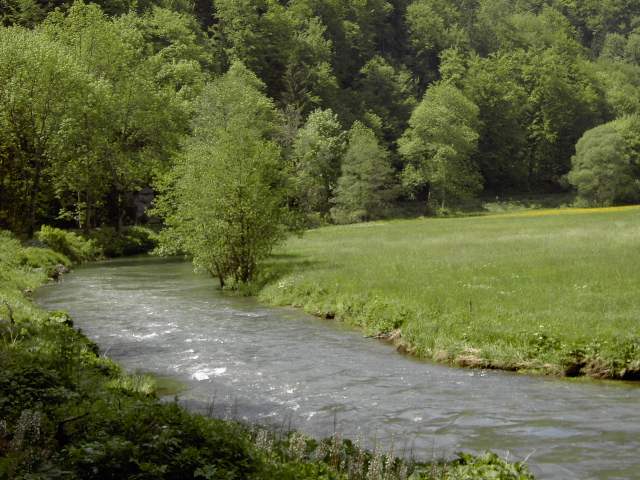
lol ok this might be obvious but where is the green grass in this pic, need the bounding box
[260,206,640,379]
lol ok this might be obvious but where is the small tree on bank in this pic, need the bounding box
[155,63,289,287]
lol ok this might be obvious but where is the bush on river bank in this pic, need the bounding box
[34,225,159,261]
[260,206,640,380]
[0,230,533,479]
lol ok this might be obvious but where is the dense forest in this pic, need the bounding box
[2,0,640,280]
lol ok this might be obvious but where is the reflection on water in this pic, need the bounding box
[36,257,640,480]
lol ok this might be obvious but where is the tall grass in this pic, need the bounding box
[260,206,640,379]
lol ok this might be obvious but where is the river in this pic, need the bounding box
[35,256,640,480]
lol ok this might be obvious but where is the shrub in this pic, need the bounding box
[568,117,640,206]
[86,226,158,258]
[35,226,100,263]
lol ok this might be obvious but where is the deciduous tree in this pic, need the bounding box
[399,82,480,211]
[155,63,290,286]
[331,121,397,223]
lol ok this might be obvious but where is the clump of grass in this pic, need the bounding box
[106,373,157,397]
[260,206,640,379]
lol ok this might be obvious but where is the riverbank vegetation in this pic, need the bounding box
[261,206,640,380]
[1,231,534,478]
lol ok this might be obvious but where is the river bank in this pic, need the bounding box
[1,232,532,479]
[259,206,640,380]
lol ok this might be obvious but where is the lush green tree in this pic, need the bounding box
[568,117,640,206]
[399,82,480,210]
[354,56,417,142]
[5,0,640,232]
[624,32,640,65]
[155,63,290,286]
[280,16,338,112]
[452,50,530,193]
[405,0,468,82]
[287,0,395,96]
[449,43,605,192]
[0,26,92,234]
[331,121,397,223]
[520,48,604,188]
[212,0,295,99]
[478,4,582,54]
[556,0,640,53]
[42,1,191,230]
[212,0,342,115]
[0,0,46,27]
[593,59,640,118]
[291,109,346,220]
[600,33,628,61]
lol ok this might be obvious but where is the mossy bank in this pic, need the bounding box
[260,206,640,380]
[0,230,532,479]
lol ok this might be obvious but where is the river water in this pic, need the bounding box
[35,257,640,480]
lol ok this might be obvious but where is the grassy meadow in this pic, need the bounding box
[260,206,640,379]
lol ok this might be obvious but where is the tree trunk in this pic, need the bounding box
[83,191,91,234]
[27,157,43,237]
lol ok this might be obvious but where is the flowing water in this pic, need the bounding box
[36,257,640,480]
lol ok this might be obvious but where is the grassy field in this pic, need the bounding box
[260,206,640,379]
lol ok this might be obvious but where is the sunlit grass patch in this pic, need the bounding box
[261,207,640,379]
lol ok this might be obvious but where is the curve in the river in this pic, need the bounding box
[35,257,640,480]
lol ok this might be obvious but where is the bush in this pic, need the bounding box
[86,226,158,258]
[35,226,101,263]
[568,117,640,206]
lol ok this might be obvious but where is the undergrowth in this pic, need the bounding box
[32,225,159,262]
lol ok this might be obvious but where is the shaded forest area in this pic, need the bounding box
[2,0,640,236]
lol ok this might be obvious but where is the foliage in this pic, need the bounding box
[399,82,481,211]
[291,108,347,221]
[331,122,398,224]
[0,1,196,234]
[568,116,640,206]
[405,0,469,83]
[35,226,101,263]
[4,0,640,231]
[86,226,159,257]
[446,452,534,480]
[0,25,93,234]
[41,1,192,231]
[155,62,290,287]
[355,56,418,142]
